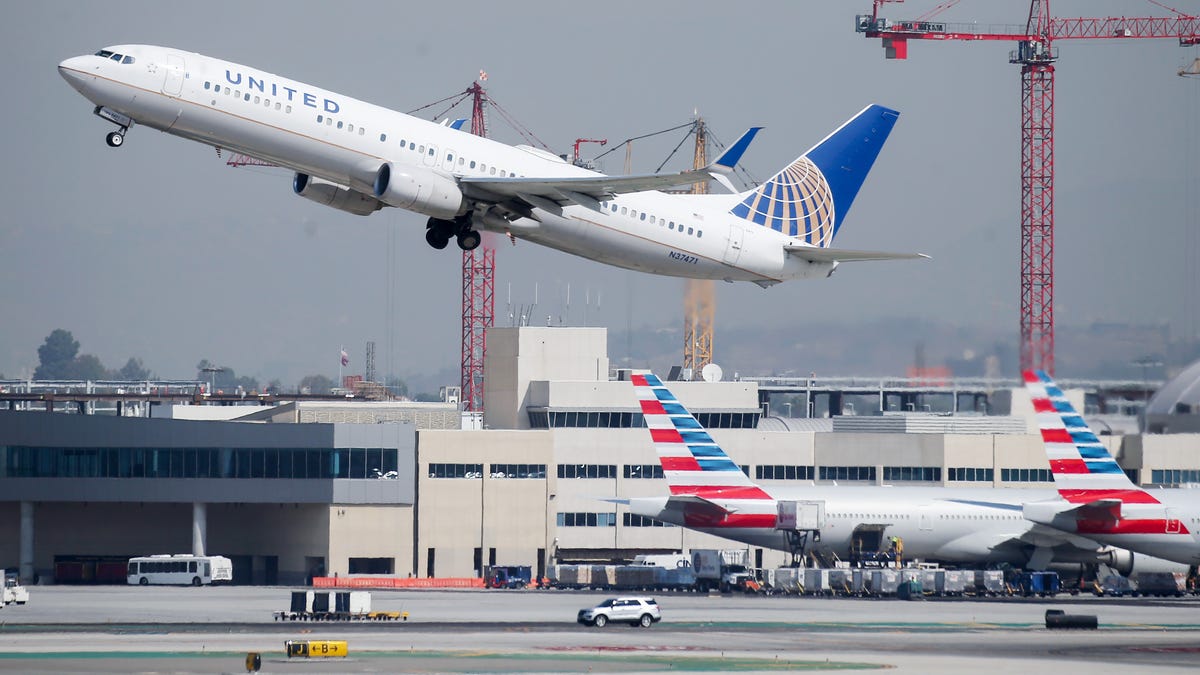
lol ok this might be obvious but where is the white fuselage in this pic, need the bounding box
[1029,491,1200,567]
[58,45,836,285]
[631,484,1184,572]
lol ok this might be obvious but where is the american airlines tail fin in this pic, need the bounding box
[630,372,771,501]
[1023,370,1160,506]
[728,104,899,247]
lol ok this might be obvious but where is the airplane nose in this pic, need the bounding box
[58,55,93,91]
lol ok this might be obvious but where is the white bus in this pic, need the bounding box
[127,554,233,586]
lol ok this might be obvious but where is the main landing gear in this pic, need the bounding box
[106,131,125,147]
[426,216,481,251]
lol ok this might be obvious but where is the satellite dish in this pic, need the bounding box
[701,363,724,382]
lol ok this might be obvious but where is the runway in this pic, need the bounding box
[1,586,1197,673]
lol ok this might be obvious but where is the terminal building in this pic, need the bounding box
[2,327,1198,584]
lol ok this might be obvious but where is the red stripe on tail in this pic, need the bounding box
[1048,458,1090,474]
[1059,488,1160,505]
[1031,398,1055,413]
[650,428,683,444]
[660,456,701,472]
[1041,428,1072,444]
[640,399,667,415]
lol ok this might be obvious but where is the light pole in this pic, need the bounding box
[200,366,226,394]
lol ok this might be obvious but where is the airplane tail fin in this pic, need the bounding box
[728,104,899,246]
[1023,370,1160,506]
[630,372,771,501]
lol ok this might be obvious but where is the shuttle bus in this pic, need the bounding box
[127,554,233,586]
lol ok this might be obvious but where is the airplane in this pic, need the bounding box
[623,372,1186,575]
[58,45,925,287]
[1022,370,1200,566]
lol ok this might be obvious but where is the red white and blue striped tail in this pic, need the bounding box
[630,372,771,501]
[1023,370,1159,506]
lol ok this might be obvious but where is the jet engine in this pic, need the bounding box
[373,163,465,220]
[293,173,383,216]
[1099,547,1191,577]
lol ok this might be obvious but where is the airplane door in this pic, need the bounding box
[443,149,457,173]
[918,511,932,531]
[162,53,185,97]
[723,225,744,265]
[424,144,439,168]
[1166,508,1181,534]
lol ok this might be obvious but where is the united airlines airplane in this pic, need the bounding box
[58,45,925,285]
[624,372,1186,575]
[1024,370,1200,566]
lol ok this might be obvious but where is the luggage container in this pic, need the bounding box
[869,569,900,596]
[935,570,969,596]
[803,569,831,595]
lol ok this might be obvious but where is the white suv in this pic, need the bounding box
[577,597,661,628]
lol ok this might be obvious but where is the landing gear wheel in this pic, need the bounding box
[106,131,124,148]
[426,228,450,250]
[457,230,482,251]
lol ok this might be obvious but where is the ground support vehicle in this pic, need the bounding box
[273,590,405,621]
[485,565,532,589]
[2,571,29,606]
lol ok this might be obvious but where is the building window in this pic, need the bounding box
[755,465,815,481]
[623,513,674,527]
[428,462,483,479]
[1000,468,1053,483]
[948,467,994,482]
[556,512,617,527]
[557,464,617,479]
[348,557,394,574]
[883,466,941,482]
[818,466,876,482]
[623,464,664,479]
[488,463,546,479]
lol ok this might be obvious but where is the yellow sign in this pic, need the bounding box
[285,640,349,658]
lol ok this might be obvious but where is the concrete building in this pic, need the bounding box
[3,326,1198,584]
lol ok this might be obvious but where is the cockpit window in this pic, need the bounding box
[94,50,134,64]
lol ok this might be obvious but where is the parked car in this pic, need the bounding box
[577,596,661,628]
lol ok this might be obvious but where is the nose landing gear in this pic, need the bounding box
[93,106,134,149]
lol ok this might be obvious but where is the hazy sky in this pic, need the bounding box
[3,1,1198,385]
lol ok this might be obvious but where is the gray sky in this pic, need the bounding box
[3,1,1198,385]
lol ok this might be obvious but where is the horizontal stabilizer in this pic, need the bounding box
[665,494,737,520]
[784,244,929,263]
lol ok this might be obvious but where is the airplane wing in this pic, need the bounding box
[663,494,738,520]
[459,127,763,210]
[784,245,930,263]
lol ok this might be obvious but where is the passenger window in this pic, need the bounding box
[611,204,618,212]
[458,157,465,165]
[688,227,694,235]
[380,133,387,142]
[621,207,628,215]
[358,128,364,136]
[697,230,703,238]
[447,154,454,162]
[204,82,210,90]
[667,221,673,228]
[640,213,647,221]
[489,167,496,175]
[650,216,656,224]
[286,105,292,113]
[243,93,250,101]
[317,115,323,123]
[631,210,638,218]
[326,117,332,125]
[224,87,230,95]
[499,170,506,177]
[234,90,240,98]
[348,124,355,132]
[254,96,260,104]
[275,102,281,110]
[264,99,270,106]
[419,145,425,153]
[470,160,476,169]
[428,148,435,157]
[337,121,343,129]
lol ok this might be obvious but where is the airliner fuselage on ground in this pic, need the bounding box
[59,45,924,286]
[1024,370,1200,566]
[626,373,1185,576]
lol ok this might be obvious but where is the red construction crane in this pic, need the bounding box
[462,81,494,414]
[572,138,607,164]
[858,0,1200,374]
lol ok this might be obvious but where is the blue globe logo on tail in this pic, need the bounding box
[729,156,835,244]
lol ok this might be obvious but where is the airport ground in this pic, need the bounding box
[0,586,1198,673]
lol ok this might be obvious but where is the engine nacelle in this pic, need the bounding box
[1100,547,1192,577]
[373,163,465,220]
[293,173,383,216]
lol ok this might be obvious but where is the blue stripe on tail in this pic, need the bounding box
[804,105,899,238]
